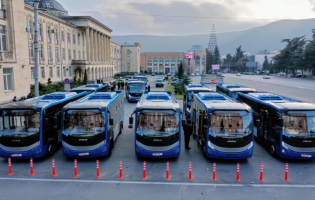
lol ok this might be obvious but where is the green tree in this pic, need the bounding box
[262,56,270,71]
[47,78,52,85]
[83,69,88,84]
[73,76,77,82]
[206,49,214,73]
[304,30,315,73]
[214,46,221,65]
[177,62,184,79]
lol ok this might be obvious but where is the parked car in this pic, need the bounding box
[172,76,178,81]
[151,73,155,76]
[263,75,271,79]
[191,73,195,77]
[236,73,241,76]
[156,79,164,87]
[278,72,286,76]
[171,79,182,86]
[221,74,225,77]
[124,76,133,81]
[195,73,200,76]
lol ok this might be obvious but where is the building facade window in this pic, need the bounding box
[49,66,53,77]
[39,44,43,58]
[48,46,52,59]
[31,67,34,79]
[47,27,51,42]
[40,67,45,78]
[29,43,34,58]
[69,66,72,76]
[68,49,71,60]
[147,58,152,66]
[195,56,200,66]
[159,68,164,73]
[78,34,80,45]
[165,58,170,66]
[82,35,84,47]
[127,50,130,56]
[202,57,205,66]
[67,33,70,43]
[61,31,64,42]
[78,51,81,60]
[159,58,164,66]
[54,29,58,44]
[27,20,32,39]
[73,34,75,44]
[171,58,176,66]
[0,25,6,51]
[56,66,60,77]
[177,58,182,65]
[73,50,76,60]
[38,24,42,40]
[153,68,158,73]
[3,68,13,91]
[55,47,59,60]
[127,56,130,64]
[83,50,85,60]
[62,48,65,60]
[63,67,66,77]
[153,58,158,66]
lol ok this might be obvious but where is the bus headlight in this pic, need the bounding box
[248,142,253,149]
[282,149,287,154]
[208,149,212,154]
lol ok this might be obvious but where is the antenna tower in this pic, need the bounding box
[207,24,217,54]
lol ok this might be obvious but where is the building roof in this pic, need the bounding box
[189,45,204,51]
[24,0,69,16]
[59,16,113,32]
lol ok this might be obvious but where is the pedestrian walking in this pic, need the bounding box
[118,82,121,90]
[13,96,17,102]
[183,119,193,149]
[147,85,151,92]
[121,81,125,89]
[27,93,34,99]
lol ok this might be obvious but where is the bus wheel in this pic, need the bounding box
[120,121,123,134]
[269,143,276,157]
[47,142,55,157]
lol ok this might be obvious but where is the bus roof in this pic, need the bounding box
[135,92,180,111]
[185,84,212,92]
[240,92,315,112]
[128,81,145,84]
[194,92,251,112]
[63,91,123,110]
[84,84,107,88]
[0,92,84,111]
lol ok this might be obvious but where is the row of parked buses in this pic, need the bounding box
[1,82,314,160]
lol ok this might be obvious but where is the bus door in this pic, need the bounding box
[260,109,269,144]
[197,110,206,148]
[183,93,187,117]
[193,109,197,140]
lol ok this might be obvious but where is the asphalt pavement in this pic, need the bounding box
[0,75,315,200]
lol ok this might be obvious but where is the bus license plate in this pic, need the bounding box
[11,154,22,157]
[79,153,89,156]
[152,153,163,156]
[301,154,312,158]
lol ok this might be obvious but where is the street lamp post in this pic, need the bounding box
[34,0,40,97]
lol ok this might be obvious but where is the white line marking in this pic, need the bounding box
[0,177,315,188]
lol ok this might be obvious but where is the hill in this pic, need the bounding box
[112,19,315,55]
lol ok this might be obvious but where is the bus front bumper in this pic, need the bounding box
[62,142,109,158]
[135,143,180,158]
[205,142,254,159]
[0,144,46,159]
[128,95,141,102]
[278,144,315,159]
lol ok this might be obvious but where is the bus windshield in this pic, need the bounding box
[135,77,147,83]
[137,110,179,137]
[63,110,105,136]
[209,111,252,137]
[0,110,40,136]
[129,84,146,93]
[283,111,315,137]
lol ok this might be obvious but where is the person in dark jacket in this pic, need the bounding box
[13,96,17,102]
[121,81,125,89]
[147,85,151,92]
[183,119,193,149]
[27,93,33,99]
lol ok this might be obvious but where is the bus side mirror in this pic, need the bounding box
[256,119,261,127]
[191,96,194,102]
[129,117,134,125]
[44,118,49,126]
[109,118,114,126]
[278,119,284,127]
[203,117,208,126]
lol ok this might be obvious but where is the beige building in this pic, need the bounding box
[183,45,206,75]
[140,52,184,74]
[110,41,121,74]
[0,0,115,104]
[121,43,141,74]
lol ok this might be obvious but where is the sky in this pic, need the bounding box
[58,0,315,36]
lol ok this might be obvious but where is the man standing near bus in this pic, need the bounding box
[183,119,193,149]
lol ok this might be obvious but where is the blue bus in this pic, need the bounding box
[71,84,109,94]
[183,84,212,119]
[191,92,254,159]
[128,92,182,158]
[126,80,146,102]
[216,84,256,100]
[0,92,87,158]
[133,75,148,85]
[238,92,315,159]
[62,91,125,158]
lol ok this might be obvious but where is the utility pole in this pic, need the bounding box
[34,0,40,97]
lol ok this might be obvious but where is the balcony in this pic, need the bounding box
[71,60,88,65]
[48,58,53,64]
[0,52,14,62]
